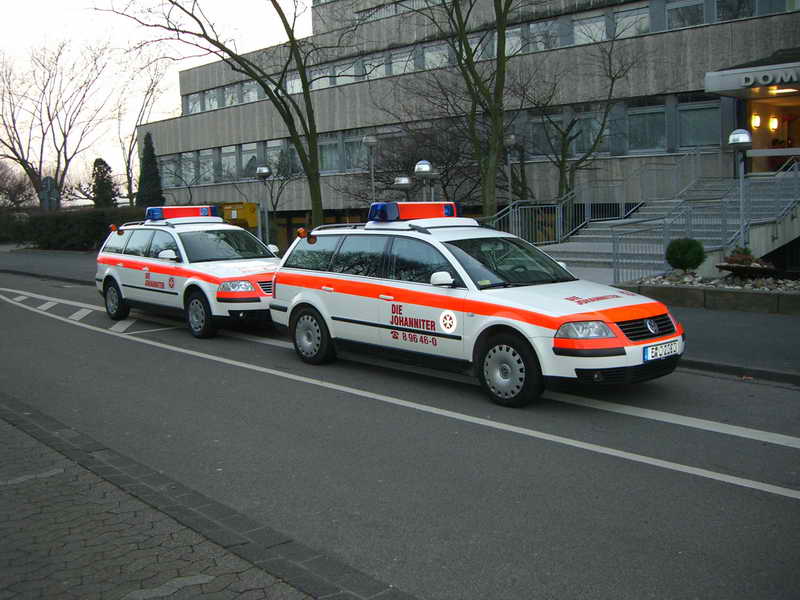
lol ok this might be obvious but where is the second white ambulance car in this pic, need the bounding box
[96,206,280,338]
[270,202,685,407]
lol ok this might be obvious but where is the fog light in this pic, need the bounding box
[593,372,604,383]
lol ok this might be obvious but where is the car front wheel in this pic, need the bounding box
[479,334,543,407]
[185,291,218,338]
[290,306,335,364]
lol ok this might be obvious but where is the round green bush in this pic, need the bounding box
[665,238,706,271]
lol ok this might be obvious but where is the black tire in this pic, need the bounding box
[185,290,218,339]
[290,306,335,365]
[103,279,130,320]
[478,334,543,407]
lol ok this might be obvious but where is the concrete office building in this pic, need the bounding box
[140,0,800,249]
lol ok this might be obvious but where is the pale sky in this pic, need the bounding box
[0,0,311,187]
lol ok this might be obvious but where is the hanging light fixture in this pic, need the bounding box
[750,113,761,129]
[768,116,779,132]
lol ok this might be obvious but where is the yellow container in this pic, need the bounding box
[220,202,258,228]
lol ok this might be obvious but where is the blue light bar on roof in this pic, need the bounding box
[368,202,456,222]
[145,205,219,221]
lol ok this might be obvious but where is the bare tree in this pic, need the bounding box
[115,54,168,206]
[0,161,36,208]
[105,0,361,227]
[0,42,115,202]
[518,27,638,197]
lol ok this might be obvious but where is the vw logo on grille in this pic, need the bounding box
[645,319,659,335]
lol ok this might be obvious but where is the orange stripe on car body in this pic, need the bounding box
[275,271,674,336]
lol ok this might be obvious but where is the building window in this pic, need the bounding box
[667,0,704,29]
[204,89,219,111]
[241,143,258,178]
[529,20,559,52]
[242,81,259,103]
[198,149,215,183]
[364,56,387,79]
[180,152,196,185]
[506,27,523,56]
[220,146,237,181]
[311,67,331,90]
[284,73,302,95]
[187,93,203,114]
[575,115,609,154]
[159,156,179,188]
[716,0,754,20]
[628,109,666,151]
[468,33,494,61]
[679,104,720,147]
[319,134,340,172]
[573,15,607,45]
[614,7,650,38]
[424,43,450,69]
[390,51,414,76]
[224,84,240,107]
[334,62,358,85]
[344,137,367,171]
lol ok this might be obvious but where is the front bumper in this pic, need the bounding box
[573,354,682,384]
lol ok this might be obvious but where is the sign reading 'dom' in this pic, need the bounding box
[741,69,799,87]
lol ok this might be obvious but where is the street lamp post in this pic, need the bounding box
[255,165,272,243]
[728,129,752,248]
[504,133,516,204]
[390,175,413,202]
[362,135,378,203]
[414,159,438,201]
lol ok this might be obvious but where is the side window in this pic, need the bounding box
[102,229,131,254]
[149,231,181,260]
[123,229,155,257]
[329,235,388,277]
[283,234,341,271]
[388,238,455,285]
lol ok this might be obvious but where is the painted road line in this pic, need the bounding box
[12,295,27,302]
[127,326,183,335]
[547,392,800,451]
[37,301,57,311]
[2,290,799,502]
[109,319,136,333]
[68,308,93,321]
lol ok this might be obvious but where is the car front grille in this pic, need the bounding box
[258,281,273,295]
[616,313,674,341]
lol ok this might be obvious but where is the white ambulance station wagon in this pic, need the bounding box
[96,206,280,338]
[270,202,685,407]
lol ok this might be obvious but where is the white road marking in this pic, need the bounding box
[12,295,27,302]
[547,392,800,450]
[37,301,57,311]
[126,326,182,335]
[109,319,136,333]
[68,308,93,322]
[2,288,799,502]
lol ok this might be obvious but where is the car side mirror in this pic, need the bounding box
[430,271,455,287]
[267,244,280,255]
[557,261,567,269]
[158,249,178,261]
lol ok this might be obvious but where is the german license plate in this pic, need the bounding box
[643,340,679,362]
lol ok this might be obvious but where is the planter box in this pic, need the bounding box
[615,283,799,315]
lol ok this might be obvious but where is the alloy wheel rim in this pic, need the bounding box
[189,299,205,331]
[106,287,119,313]
[483,344,525,398]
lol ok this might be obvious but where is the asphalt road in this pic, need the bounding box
[1,272,799,600]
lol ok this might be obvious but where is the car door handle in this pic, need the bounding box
[321,286,334,292]
[141,267,149,272]
[378,294,394,301]
[116,263,123,267]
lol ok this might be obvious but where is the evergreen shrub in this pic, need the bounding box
[665,238,706,271]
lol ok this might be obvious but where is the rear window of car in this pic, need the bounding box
[284,235,341,271]
[122,230,154,257]
[329,235,389,277]
[102,230,131,254]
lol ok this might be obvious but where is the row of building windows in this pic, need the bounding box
[162,97,720,189]
[183,0,796,116]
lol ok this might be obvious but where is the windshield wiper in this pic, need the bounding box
[480,281,514,289]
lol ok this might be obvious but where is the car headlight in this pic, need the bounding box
[218,280,254,292]
[555,321,615,339]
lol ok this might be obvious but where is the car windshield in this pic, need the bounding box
[178,229,275,263]
[445,236,577,289]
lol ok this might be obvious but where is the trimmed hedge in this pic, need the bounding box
[11,207,142,250]
[666,238,706,271]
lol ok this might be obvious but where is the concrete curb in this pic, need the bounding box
[616,283,800,315]
[0,269,94,287]
[679,359,800,387]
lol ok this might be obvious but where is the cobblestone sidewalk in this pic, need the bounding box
[0,418,313,600]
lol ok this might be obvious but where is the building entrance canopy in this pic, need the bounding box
[705,48,800,100]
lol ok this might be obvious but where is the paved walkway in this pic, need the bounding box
[0,416,311,600]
